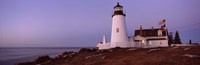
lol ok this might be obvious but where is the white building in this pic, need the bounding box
[96,3,168,50]
[134,25,168,48]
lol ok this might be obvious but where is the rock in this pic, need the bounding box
[128,48,136,51]
[184,48,190,50]
[86,56,92,59]
[183,54,200,58]
[172,46,179,49]
[62,51,75,55]
[35,55,52,64]
[79,48,94,53]
[102,56,106,59]
[148,48,160,53]
[58,51,78,58]
[92,48,97,52]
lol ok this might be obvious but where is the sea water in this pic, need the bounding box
[0,47,82,65]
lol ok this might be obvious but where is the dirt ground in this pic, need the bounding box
[17,46,200,65]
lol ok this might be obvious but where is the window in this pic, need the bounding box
[158,30,162,36]
[115,7,123,11]
[116,28,119,33]
[142,40,145,43]
[134,40,140,42]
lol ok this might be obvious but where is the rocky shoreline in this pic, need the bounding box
[16,46,200,65]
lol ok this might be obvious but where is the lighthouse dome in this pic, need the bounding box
[114,3,123,8]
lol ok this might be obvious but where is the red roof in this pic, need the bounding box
[134,28,167,37]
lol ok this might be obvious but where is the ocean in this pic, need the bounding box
[0,47,87,65]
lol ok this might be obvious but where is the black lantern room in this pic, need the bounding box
[112,3,126,17]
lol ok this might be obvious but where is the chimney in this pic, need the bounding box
[140,25,143,36]
[103,34,107,44]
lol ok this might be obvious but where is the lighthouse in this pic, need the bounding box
[96,3,169,50]
[110,3,129,48]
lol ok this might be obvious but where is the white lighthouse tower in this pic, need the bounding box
[110,3,129,48]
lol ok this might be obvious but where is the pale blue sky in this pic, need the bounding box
[0,0,200,47]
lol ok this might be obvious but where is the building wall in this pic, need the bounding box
[97,43,110,49]
[147,40,168,47]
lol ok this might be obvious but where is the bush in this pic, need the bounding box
[79,48,94,53]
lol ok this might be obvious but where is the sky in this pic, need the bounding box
[0,0,200,47]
